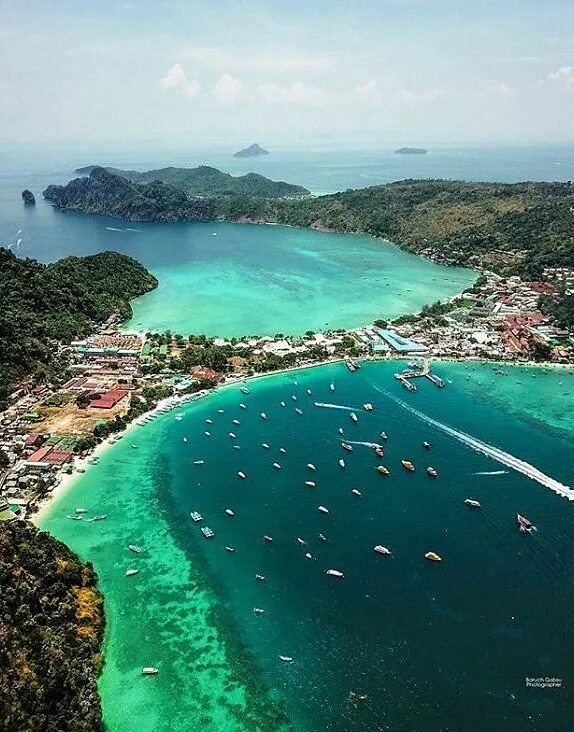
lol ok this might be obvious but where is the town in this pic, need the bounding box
[1,268,573,522]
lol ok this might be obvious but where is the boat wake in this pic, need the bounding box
[345,440,385,449]
[378,389,574,501]
[475,470,509,476]
[314,402,354,411]
[105,226,124,232]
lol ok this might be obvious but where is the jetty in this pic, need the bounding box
[394,359,444,390]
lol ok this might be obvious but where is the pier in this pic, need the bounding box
[394,359,445,390]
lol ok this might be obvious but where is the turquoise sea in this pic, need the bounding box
[40,361,574,731]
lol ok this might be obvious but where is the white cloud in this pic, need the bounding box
[544,66,574,91]
[212,73,248,102]
[256,81,327,106]
[182,47,335,73]
[161,64,202,97]
[487,83,515,97]
[399,87,452,103]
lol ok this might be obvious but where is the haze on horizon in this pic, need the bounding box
[1,0,574,148]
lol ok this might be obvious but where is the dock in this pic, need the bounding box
[394,359,445,390]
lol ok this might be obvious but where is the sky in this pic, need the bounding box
[1,0,574,147]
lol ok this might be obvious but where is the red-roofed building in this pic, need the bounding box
[24,433,44,448]
[89,389,128,409]
[527,281,555,294]
[44,450,73,466]
[27,445,53,463]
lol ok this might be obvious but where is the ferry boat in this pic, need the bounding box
[307,463,316,471]
[401,460,415,472]
[351,488,362,497]
[363,403,373,412]
[318,505,330,514]
[374,545,392,555]
[240,386,249,394]
[338,459,346,469]
[201,526,215,539]
[255,574,266,581]
[341,442,353,452]
[125,569,140,576]
[142,667,159,675]
[517,513,534,533]
[464,498,481,508]
[128,544,142,554]
[427,466,438,478]
[305,480,316,487]
[425,551,442,562]
[190,512,203,522]
[326,569,344,578]
[375,465,390,476]
[224,508,235,517]
[350,412,358,423]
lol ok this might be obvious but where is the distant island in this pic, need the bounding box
[21,189,36,205]
[233,143,269,158]
[74,163,307,198]
[394,147,428,155]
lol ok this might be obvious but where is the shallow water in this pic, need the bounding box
[40,361,574,731]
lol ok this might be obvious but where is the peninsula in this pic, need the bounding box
[233,143,269,158]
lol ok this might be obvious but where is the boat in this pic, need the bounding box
[341,442,353,452]
[206,418,213,424]
[330,383,335,392]
[67,515,83,520]
[142,667,159,675]
[517,513,534,533]
[380,432,388,441]
[279,655,294,664]
[346,360,356,372]
[292,395,297,401]
[193,459,205,465]
[131,444,137,449]
[318,505,330,514]
[182,437,188,443]
[464,498,481,508]
[318,533,327,542]
[233,445,241,450]
[201,526,215,538]
[307,463,316,471]
[297,537,307,546]
[229,432,236,439]
[363,403,373,412]
[374,545,392,555]
[91,514,108,522]
[305,552,313,560]
[273,462,282,469]
[338,458,346,469]
[239,403,247,410]
[225,508,235,517]
[401,460,415,472]
[128,544,142,553]
[75,508,88,513]
[374,446,384,458]
[295,408,303,415]
[423,441,431,449]
[279,447,287,454]
[306,389,312,395]
[240,386,249,394]
[255,574,266,581]
[350,412,358,423]
[375,465,390,475]
[238,471,246,479]
[204,431,211,437]
[263,534,273,542]
[338,427,344,435]
[280,401,286,407]
[261,443,270,449]
[224,546,235,553]
[253,608,265,614]
[125,569,140,576]
[232,419,240,425]
[260,412,268,420]
[304,480,316,487]
[351,488,361,496]
[190,511,203,522]
[427,466,438,478]
[425,551,442,562]
[326,569,344,577]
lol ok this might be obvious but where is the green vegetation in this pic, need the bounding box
[73,164,308,197]
[0,247,157,409]
[540,291,574,329]
[0,520,104,731]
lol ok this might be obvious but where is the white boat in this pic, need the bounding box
[338,427,344,435]
[338,459,346,468]
[297,537,307,545]
[225,508,235,517]
[350,412,358,423]
[292,395,297,401]
[75,508,88,513]
[464,498,481,508]
[190,511,203,522]
[204,431,211,437]
[351,488,361,496]
[142,667,159,675]
[253,607,265,614]
[374,545,392,556]
[295,408,303,415]
[280,401,286,407]
[326,569,344,578]
[260,412,268,420]
[318,533,327,542]
[183,437,188,443]
[279,447,287,454]
[240,386,249,394]
[239,403,247,410]
[192,459,205,465]
[238,471,246,479]
[255,574,266,581]
[229,432,236,439]
[363,403,373,411]
[307,463,316,471]
[206,418,213,424]
[305,480,316,487]
[273,462,282,469]
[201,526,215,538]
[131,444,137,449]
[125,569,140,576]
[330,383,335,392]
[68,515,83,520]
[91,515,108,522]
[263,534,273,542]
[305,552,313,560]
[279,655,294,663]
[262,443,270,449]
[306,389,312,395]
[128,544,142,554]
[225,546,235,553]
[318,505,330,514]
[233,445,241,450]
[217,409,225,414]
[232,419,240,425]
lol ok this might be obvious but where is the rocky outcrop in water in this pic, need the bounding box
[21,189,36,205]
[233,143,269,158]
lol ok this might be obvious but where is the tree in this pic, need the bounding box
[0,448,10,468]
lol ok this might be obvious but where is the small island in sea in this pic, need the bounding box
[394,146,428,155]
[21,189,36,204]
[233,143,269,158]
